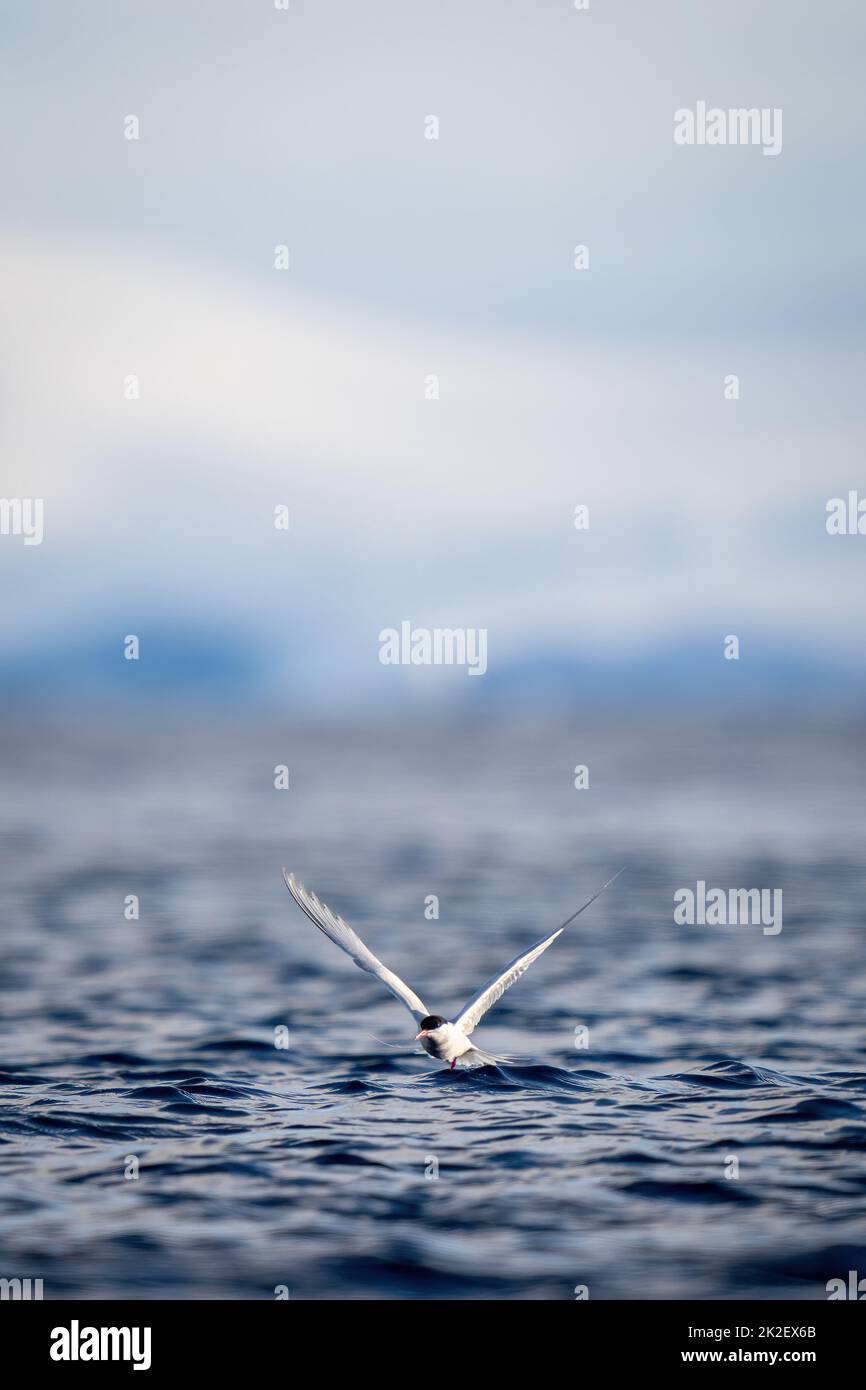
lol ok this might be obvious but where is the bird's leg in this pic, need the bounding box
[450,1058,457,1071]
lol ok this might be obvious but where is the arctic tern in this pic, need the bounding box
[282,867,622,1068]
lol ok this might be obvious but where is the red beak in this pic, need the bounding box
[414,1030,429,1040]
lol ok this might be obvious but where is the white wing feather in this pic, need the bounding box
[282,870,429,1023]
[453,870,623,1036]
[452,928,563,1036]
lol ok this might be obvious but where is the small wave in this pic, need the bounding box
[623,1178,759,1205]
[664,1059,799,1089]
[753,1096,863,1123]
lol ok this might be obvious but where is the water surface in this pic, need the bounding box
[1,717,864,1299]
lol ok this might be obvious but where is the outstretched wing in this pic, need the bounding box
[282,870,429,1023]
[452,928,564,1036]
[453,869,623,1036]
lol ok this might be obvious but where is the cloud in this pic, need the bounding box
[2,228,865,711]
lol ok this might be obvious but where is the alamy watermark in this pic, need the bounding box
[827,1270,866,1300]
[826,491,866,535]
[50,1321,151,1370]
[0,497,43,545]
[1,1276,43,1299]
[674,102,782,157]
[378,621,487,676]
[674,880,782,936]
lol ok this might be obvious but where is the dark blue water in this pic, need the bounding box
[1,717,865,1299]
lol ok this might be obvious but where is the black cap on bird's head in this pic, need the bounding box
[415,1014,446,1038]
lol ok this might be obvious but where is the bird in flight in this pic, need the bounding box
[282,868,622,1068]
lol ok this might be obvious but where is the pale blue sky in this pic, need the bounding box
[2,1,865,711]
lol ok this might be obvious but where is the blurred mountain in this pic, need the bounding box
[3,624,864,717]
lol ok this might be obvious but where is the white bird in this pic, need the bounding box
[282,868,622,1068]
